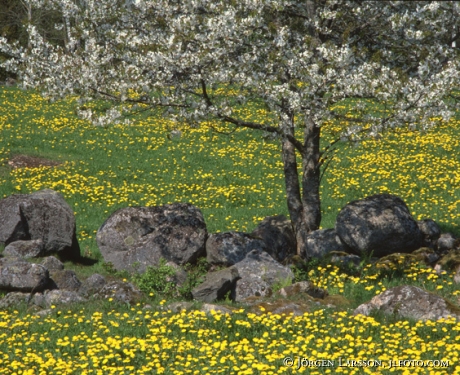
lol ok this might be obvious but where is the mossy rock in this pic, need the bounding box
[410,247,440,265]
[412,247,437,257]
[321,294,351,309]
[375,253,419,270]
[444,298,460,316]
[247,292,351,317]
[278,281,328,299]
[437,249,460,271]
[249,299,312,316]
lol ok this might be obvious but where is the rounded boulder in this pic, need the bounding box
[335,194,423,257]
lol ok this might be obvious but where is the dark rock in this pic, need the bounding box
[164,261,188,287]
[303,228,349,259]
[0,259,49,292]
[417,219,441,248]
[3,239,44,258]
[93,280,143,304]
[335,194,424,257]
[206,232,267,267]
[354,285,460,321]
[96,203,207,273]
[49,270,81,291]
[78,274,107,298]
[191,267,240,302]
[328,251,362,267]
[0,196,29,245]
[0,189,80,259]
[251,215,296,263]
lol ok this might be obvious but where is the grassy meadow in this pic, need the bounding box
[0,86,460,374]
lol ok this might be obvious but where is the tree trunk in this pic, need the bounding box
[301,117,322,233]
[281,116,321,258]
[21,0,33,50]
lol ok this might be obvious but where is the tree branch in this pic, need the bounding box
[220,114,304,155]
[198,78,305,154]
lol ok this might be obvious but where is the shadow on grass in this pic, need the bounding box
[73,256,99,266]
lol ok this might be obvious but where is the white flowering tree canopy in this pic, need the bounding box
[1,0,460,254]
[0,0,458,133]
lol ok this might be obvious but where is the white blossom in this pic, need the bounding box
[0,0,458,136]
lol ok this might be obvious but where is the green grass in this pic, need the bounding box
[1,86,460,374]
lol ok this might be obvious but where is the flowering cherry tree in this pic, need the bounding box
[2,0,460,257]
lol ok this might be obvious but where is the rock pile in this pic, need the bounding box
[1,189,459,321]
[0,254,142,310]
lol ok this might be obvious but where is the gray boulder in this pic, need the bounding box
[234,277,272,302]
[335,194,424,257]
[0,189,80,259]
[191,267,240,302]
[49,270,81,292]
[96,203,207,273]
[233,249,294,301]
[303,228,349,259]
[3,239,44,258]
[41,256,64,271]
[206,232,267,267]
[437,233,456,253]
[33,290,86,308]
[0,292,30,309]
[354,285,460,321]
[78,274,107,298]
[0,259,49,292]
[251,215,296,263]
[93,280,143,304]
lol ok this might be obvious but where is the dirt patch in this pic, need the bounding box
[7,154,62,169]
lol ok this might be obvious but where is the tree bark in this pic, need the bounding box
[301,116,322,233]
[281,115,321,258]
[20,0,33,50]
